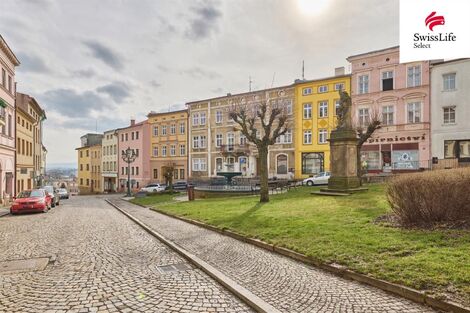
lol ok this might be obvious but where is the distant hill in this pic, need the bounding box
[48,163,77,170]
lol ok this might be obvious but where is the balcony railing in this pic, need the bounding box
[217,144,250,155]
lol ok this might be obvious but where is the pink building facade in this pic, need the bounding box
[347,46,431,172]
[117,119,151,192]
[0,35,19,204]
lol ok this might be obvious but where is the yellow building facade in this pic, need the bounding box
[294,74,351,179]
[148,109,188,184]
[77,146,91,194]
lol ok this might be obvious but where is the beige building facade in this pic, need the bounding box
[148,109,188,184]
[101,129,118,192]
[15,93,46,193]
[187,85,295,180]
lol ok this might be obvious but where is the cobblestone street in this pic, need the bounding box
[109,198,437,313]
[0,196,252,313]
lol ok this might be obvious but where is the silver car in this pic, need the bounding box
[43,186,60,207]
[56,188,69,199]
[303,172,331,186]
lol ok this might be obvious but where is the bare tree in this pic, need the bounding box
[162,163,176,192]
[353,108,381,183]
[229,91,291,202]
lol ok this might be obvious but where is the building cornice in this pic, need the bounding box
[0,35,20,66]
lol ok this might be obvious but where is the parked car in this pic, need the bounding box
[56,188,69,199]
[42,186,60,207]
[140,183,165,193]
[10,189,52,214]
[166,181,188,191]
[303,172,331,186]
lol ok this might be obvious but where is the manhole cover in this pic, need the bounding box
[0,258,49,274]
[156,263,193,274]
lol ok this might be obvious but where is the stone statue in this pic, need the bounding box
[337,90,352,130]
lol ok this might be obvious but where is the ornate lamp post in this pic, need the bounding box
[121,147,137,197]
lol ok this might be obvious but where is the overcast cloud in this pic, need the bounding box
[0,0,399,165]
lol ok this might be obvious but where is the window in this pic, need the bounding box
[193,136,200,148]
[276,154,288,175]
[407,102,421,123]
[7,75,11,92]
[192,113,199,126]
[334,83,344,91]
[227,133,234,148]
[199,135,206,148]
[286,100,293,115]
[200,112,206,125]
[170,145,176,156]
[381,71,394,91]
[153,126,158,136]
[180,144,186,156]
[86,179,89,186]
[443,107,455,124]
[216,111,223,123]
[179,122,185,134]
[192,158,207,171]
[121,134,124,141]
[216,134,223,147]
[136,167,139,175]
[122,167,125,175]
[240,133,247,145]
[1,69,5,86]
[174,169,178,179]
[407,65,421,87]
[319,129,328,144]
[152,146,158,157]
[153,169,158,179]
[358,75,369,94]
[303,130,312,144]
[284,129,292,143]
[180,169,185,179]
[80,164,83,171]
[131,132,134,140]
[136,131,139,139]
[303,103,312,119]
[162,125,167,135]
[80,178,83,185]
[443,73,456,91]
[216,158,223,171]
[170,124,176,134]
[302,87,312,95]
[302,152,324,175]
[318,101,328,118]
[335,99,340,116]
[161,146,167,156]
[318,85,328,93]
[382,105,394,125]
[358,108,370,126]
[125,133,128,141]
[135,149,139,156]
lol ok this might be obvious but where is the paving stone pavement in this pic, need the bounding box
[0,195,252,313]
[109,198,438,313]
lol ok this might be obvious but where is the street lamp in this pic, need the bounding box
[121,147,137,197]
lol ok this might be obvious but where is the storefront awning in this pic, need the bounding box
[0,98,7,108]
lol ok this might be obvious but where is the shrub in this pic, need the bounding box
[386,168,470,227]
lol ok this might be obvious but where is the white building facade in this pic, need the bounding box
[431,59,470,169]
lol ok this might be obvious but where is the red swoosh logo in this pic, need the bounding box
[425,11,445,31]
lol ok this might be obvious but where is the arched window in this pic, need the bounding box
[276,154,288,175]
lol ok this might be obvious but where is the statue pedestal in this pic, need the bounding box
[314,129,367,195]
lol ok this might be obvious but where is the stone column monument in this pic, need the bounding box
[319,90,365,194]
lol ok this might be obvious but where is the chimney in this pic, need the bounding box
[335,66,345,76]
[130,118,135,126]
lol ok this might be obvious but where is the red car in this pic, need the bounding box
[10,189,52,214]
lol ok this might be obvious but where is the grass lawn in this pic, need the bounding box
[138,184,470,305]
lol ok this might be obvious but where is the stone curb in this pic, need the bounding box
[139,204,470,313]
[105,199,281,313]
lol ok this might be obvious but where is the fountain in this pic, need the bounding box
[193,171,260,199]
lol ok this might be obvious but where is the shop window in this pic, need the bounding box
[301,152,324,175]
[392,150,419,169]
[360,151,381,170]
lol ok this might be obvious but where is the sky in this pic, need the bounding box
[0,0,399,167]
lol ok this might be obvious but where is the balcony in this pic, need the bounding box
[217,144,251,156]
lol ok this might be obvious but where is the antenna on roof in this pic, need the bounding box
[249,76,253,92]
[271,72,276,87]
[302,60,305,80]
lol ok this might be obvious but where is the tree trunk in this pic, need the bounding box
[258,145,269,203]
